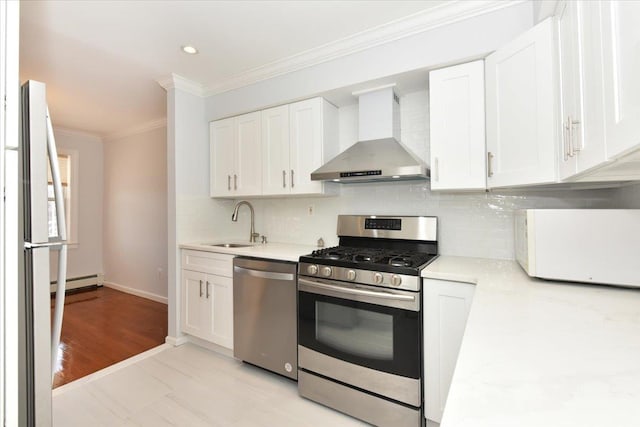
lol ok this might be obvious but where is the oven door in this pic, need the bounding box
[298,276,421,406]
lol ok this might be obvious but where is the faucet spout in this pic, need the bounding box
[231,201,259,243]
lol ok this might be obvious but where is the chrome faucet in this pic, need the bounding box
[231,201,260,243]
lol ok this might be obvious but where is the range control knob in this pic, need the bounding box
[346,270,357,281]
[391,275,402,287]
[307,264,318,275]
[373,272,384,284]
[321,266,333,277]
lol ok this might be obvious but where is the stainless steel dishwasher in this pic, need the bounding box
[233,257,298,380]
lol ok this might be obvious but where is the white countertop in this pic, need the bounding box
[422,256,640,427]
[179,241,317,262]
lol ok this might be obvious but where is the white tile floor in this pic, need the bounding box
[53,343,368,426]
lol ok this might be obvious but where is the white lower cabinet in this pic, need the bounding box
[424,278,475,424]
[181,250,234,350]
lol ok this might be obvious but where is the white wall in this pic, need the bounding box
[205,1,533,120]
[103,126,167,302]
[242,91,616,260]
[50,128,103,280]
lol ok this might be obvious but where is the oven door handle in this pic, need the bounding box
[298,278,419,311]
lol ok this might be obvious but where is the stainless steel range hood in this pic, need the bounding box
[311,86,429,183]
[310,138,428,182]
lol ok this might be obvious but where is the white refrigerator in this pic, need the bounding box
[19,80,68,426]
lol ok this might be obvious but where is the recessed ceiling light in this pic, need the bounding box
[181,45,198,54]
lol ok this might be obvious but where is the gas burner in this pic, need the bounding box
[389,257,412,267]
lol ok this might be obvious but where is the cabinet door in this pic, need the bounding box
[557,0,581,179]
[205,274,233,349]
[601,1,640,159]
[429,60,486,191]
[181,270,207,339]
[289,98,324,195]
[210,118,235,197]
[485,18,558,188]
[262,105,290,195]
[558,1,608,180]
[424,279,475,424]
[235,111,262,196]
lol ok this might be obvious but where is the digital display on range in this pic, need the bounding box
[364,218,402,231]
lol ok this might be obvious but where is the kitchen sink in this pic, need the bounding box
[207,243,254,248]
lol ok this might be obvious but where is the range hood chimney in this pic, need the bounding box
[311,85,429,183]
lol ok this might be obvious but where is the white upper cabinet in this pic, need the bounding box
[212,97,337,198]
[289,98,338,195]
[429,60,486,191]
[210,117,235,197]
[235,112,262,196]
[210,112,262,197]
[262,105,291,196]
[558,1,608,180]
[600,1,640,159]
[485,18,559,188]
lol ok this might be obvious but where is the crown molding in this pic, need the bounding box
[203,0,525,96]
[104,117,167,142]
[52,126,104,140]
[156,73,205,97]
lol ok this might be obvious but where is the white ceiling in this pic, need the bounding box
[19,1,450,138]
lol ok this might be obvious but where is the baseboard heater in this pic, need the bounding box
[50,273,104,294]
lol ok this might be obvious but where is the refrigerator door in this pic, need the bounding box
[21,81,50,245]
[24,247,52,426]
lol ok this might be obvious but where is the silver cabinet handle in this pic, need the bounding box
[434,157,439,182]
[228,175,231,191]
[282,170,286,188]
[563,118,570,161]
[291,169,294,188]
[206,281,210,299]
[570,117,581,154]
[487,152,494,178]
[567,116,575,158]
[234,174,237,190]
[199,279,203,297]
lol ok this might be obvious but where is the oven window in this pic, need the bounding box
[299,289,421,379]
[316,301,393,360]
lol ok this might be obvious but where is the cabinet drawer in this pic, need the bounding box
[182,250,234,277]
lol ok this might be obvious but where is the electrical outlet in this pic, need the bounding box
[308,205,314,216]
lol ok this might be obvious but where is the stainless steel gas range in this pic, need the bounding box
[297,215,438,427]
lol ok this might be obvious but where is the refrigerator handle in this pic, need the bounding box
[46,107,68,381]
[46,107,66,241]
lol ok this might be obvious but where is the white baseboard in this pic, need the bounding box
[50,273,104,293]
[165,335,189,346]
[103,281,168,304]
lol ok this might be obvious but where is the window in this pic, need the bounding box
[47,154,72,240]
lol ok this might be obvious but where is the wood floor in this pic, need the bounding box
[52,286,168,388]
[53,343,367,426]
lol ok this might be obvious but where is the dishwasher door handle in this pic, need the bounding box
[233,266,295,281]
